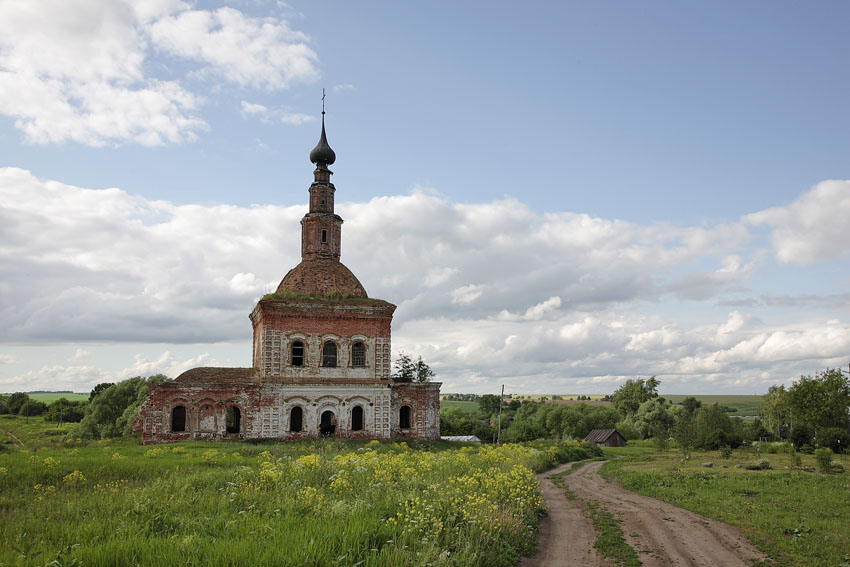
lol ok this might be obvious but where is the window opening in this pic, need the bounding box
[322,341,337,367]
[291,340,304,366]
[290,406,303,432]
[351,341,366,367]
[351,406,364,431]
[400,405,411,429]
[171,405,186,432]
[321,229,328,243]
[320,410,337,437]
[226,406,241,434]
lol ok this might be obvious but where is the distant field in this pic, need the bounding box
[440,400,479,413]
[548,399,611,407]
[21,393,88,403]
[664,394,762,416]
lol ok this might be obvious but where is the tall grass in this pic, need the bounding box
[0,417,598,566]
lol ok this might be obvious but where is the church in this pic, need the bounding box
[133,113,441,444]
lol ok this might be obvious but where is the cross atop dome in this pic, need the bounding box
[309,89,336,169]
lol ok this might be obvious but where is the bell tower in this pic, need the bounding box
[301,106,343,261]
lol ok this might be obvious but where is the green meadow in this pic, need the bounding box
[0,415,599,567]
[602,445,850,567]
[25,392,89,404]
[663,394,763,416]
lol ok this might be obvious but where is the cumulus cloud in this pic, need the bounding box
[1,168,847,393]
[0,354,20,364]
[745,180,850,264]
[4,351,223,392]
[0,0,318,146]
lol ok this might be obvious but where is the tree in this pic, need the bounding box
[70,375,165,439]
[392,354,435,383]
[18,399,48,417]
[45,398,87,423]
[7,392,30,415]
[787,369,850,432]
[680,396,702,415]
[440,407,494,440]
[629,397,673,440]
[478,394,502,417]
[611,377,660,418]
[89,382,114,402]
[759,385,789,436]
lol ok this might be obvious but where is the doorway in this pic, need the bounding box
[320,410,337,437]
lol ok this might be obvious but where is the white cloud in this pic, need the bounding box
[240,101,269,117]
[497,296,562,321]
[424,267,458,288]
[3,351,222,392]
[745,180,850,264]
[451,284,484,305]
[0,354,19,364]
[0,1,318,146]
[149,6,318,90]
[241,100,314,124]
[0,169,847,393]
[68,349,92,363]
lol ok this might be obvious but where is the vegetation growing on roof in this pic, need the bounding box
[260,290,390,305]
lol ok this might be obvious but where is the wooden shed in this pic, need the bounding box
[584,429,628,447]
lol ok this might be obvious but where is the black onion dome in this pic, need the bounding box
[309,116,336,166]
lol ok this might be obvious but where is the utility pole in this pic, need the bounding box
[496,384,504,445]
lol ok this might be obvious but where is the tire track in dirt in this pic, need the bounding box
[520,461,609,567]
[561,460,768,567]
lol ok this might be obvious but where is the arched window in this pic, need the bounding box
[171,405,186,432]
[351,406,364,431]
[322,341,337,367]
[290,406,303,432]
[399,405,411,429]
[351,341,366,367]
[291,340,304,367]
[226,406,241,434]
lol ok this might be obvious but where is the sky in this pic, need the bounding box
[0,0,848,396]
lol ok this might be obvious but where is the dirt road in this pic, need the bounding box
[520,461,609,567]
[521,460,767,567]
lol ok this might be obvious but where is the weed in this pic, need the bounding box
[586,501,641,567]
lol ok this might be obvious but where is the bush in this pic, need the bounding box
[790,424,815,449]
[44,398,87,423]
[817,427,850,454]
[830,461,845,474]
[814,448,834,473]
[755,459,772,470]
[18,400,48,417]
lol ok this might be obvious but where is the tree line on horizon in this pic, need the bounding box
[441,369,850,453]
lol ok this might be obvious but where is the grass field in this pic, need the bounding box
[601,446,849,567]
[440,400,479,413]
[0,415,602,567]
[25,392,89,403]
[663,394,762,416]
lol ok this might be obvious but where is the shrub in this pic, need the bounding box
[814,448,834,473]
[830,461,845,474]
[756,459,772,470]
[817,427,850,454]
[790,425,815,449]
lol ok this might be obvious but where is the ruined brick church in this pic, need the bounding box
[133,113,441,443]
